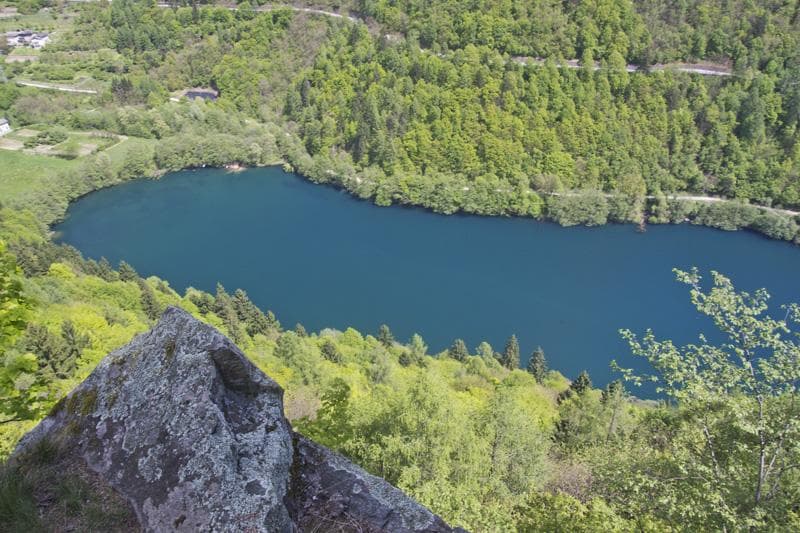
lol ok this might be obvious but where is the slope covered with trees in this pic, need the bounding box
[1,2,800,529]
[1,0,799,240]
[2,206,800,531]
[353,0,800,66]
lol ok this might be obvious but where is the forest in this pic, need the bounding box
[1,0,800,530]
[1,0,799,239]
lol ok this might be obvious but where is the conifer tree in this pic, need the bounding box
[265,310,280,331]
[138,279,161,321]
[97,257,118,281]
[20,324,65,378]
[60,320,89,377]
[378,324,394,347]
[408,333,428,358]
[118,260,138,282]
[190,291,214,314]
[448,338,468,361]
[571,371,592,395]
[320,340,342,363]
[502,334,520,369]
[213,283,231,316]
[232,289,252,322]
[527,347,548,383]
[601,379,623,404]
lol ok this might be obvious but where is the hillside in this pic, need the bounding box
[2,203,800,531]
[8,307,460,532]
[1,1,799,531]
[0,0,798,239]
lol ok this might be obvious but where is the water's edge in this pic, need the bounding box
[55,167,800,392]
[52,162,800,248]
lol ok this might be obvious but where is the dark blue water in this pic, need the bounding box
[55,167,800,391]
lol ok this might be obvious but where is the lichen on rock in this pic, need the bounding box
[13,307,463,532]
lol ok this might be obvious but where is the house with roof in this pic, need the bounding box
[0,118,11,136]
[30,32,49,48]
[5,30,50,48]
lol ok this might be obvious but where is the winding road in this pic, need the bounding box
[16,80,98,94]
[155,2,732,77]
[546,191,798,217]
[151,3,772,216]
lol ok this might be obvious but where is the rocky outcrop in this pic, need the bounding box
[290,435,457,532]
[13,307,462,532]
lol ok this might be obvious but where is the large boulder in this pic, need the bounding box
[13,307,462,532]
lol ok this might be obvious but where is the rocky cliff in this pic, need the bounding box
[12,307,462,532]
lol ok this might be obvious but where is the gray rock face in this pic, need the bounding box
[15,307,463,532]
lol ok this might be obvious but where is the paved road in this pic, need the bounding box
[16,80,98,94]
[155,2,360,22]
[155,2,734,77]
[548,191,798,217]
[668,194,798,216]
[514,57,731,77]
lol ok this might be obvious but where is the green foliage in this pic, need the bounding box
[18,321,88,380]
[527,346,547,383]
[296,377,352,448]
[557,370,593,404]
[514,492,637,532]
[377,323,394,347]
[319,339,342,364]
[0,241,45,425]
[0,242,29,349]
[571,371,592,395]
[1,3,800,530]
[137,279,161,321]
[275,331,321,385]
[501,334,520,369]
[0,437,136,531]
[447,338,468,361]
[117,261,137,282]
[616,269,800,529]
[279,6,800,233]
[547,191,610,227]
[23,127,69,149]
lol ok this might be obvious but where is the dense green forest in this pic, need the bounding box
[353,0,800,65]
[1,1,800,530]
[1,0,799,238]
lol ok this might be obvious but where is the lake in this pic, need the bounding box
[55,167,800,391]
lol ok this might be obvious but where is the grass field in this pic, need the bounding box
[104,136,157,173]
[0,136,156,204]
[0,8,74,32]
[0,149,76,200]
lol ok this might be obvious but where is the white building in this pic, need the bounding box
[31,33,49,48]
[0,118,11,136]
[4,30,49,48]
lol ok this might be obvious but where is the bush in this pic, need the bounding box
[546,191,609,227]
[23,127,69,148]
[692,201,760,231]
[749,211,799,241]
